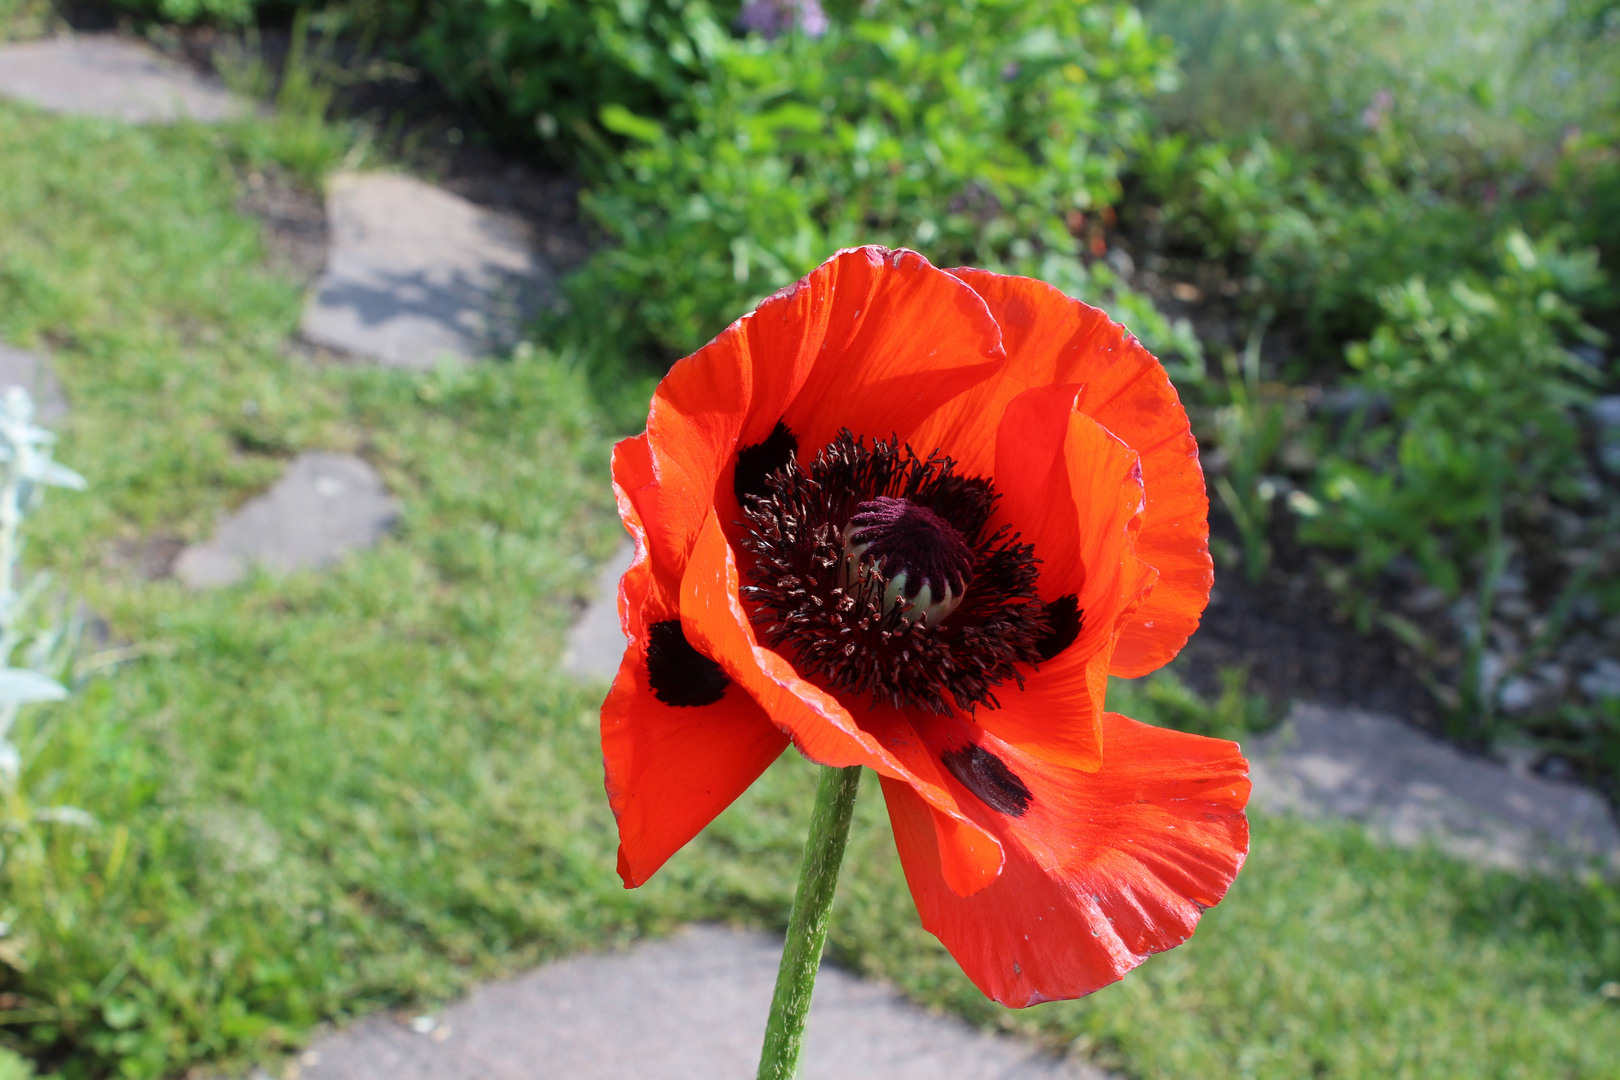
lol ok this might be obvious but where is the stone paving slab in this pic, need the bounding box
[0,341,67,424]
[1249,701,1620,871]
[300,172,555,370]
[286,925,1105,1080]
[562,540,634,681]
[174,452,399,588]
[0,35,245,123]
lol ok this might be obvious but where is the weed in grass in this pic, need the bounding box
[1208,318,1295,584]
[215,12,366,185]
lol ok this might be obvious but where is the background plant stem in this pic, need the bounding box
[757,763,863,1080]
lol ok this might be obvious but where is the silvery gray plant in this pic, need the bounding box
[0,385,91,834]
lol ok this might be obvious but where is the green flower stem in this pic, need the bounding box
[757,763,863,1080]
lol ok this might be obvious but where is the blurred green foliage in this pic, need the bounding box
[565,0,1190,365]
[1298,231,1606,595]
[397,0,740,153]
[98,0,745,158]
[1134,0,1619,757]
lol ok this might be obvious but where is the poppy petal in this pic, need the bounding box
[611,433,675,642]
[601,467,790,887]
[973,648,1111,774]
[970,386,1156,771]
[917,269,1211,678]
[992,385,1156,654]
[635,247,1005,568]
[602,645,790,887]
[885,711,1250,1006]
[766,247,1007,455]
[678,509,1005,894]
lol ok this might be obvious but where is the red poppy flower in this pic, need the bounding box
[602,246,1250,1006]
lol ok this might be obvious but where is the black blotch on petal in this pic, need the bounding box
[645,619,730,707]
[941,743,1033,817]
[734,420,799,505]
[1034,594,1082,661]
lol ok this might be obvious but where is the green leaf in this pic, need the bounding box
[598,104,665,143]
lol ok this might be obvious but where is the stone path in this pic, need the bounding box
[0,342,66,424]
[173,452,399,588]
[1,40,555,580]
[0,35,244,123]
[280,926,1104,1080]
[300,172,555,370]
[562,540,635,681]
[1250,702,1620,871]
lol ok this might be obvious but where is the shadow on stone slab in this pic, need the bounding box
[285,925,1107,1080]
[0,341,67,425]
[173,452,399,588]
[1249,702,1620,872]
[300,173,555,370]
[0,35,245,123]
[563,539,634,682]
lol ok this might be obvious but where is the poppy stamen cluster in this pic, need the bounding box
[738,428,1052,715]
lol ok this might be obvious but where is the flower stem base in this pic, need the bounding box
[757,763,863,1080]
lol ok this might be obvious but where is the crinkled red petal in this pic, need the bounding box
[602,648,790,888]
[635,246,1004,561]
[884,711,1250,1006]
[603,436,790,887]
[916,269,1211,679]
[969,385,1155,771]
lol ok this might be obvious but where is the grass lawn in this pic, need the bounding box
[0,99,1617,1080]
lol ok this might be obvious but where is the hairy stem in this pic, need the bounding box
[757,764,862,1080]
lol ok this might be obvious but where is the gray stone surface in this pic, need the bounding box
[173,452,399,588]
[0,35,244,123]
[287,925,1105,1080]
[300,172,554,370]
[562,539,634,681]
[1248,701,1620,871]
[0,342,67,424]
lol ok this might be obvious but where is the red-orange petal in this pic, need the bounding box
[678,509,1006,895]
[992,386,1156,656]
[970,386,1155,771]
[884,711,1250,1006]
[974,647,1111,774]
[602,646,790,887]
[635,247,1005,565]
[602,461,790,887]
[915,269,1211,679]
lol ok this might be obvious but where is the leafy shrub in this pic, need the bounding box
[400,0,742,154]
[1138,131,1527,357]
[1205,325,1303,583]
[1294,231,1608,595]
[566,0,1190,363]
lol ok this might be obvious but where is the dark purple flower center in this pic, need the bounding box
[737,428,1066,714]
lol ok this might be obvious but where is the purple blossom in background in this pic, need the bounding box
[1361,89,1394,131]
[737,0,829,40]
